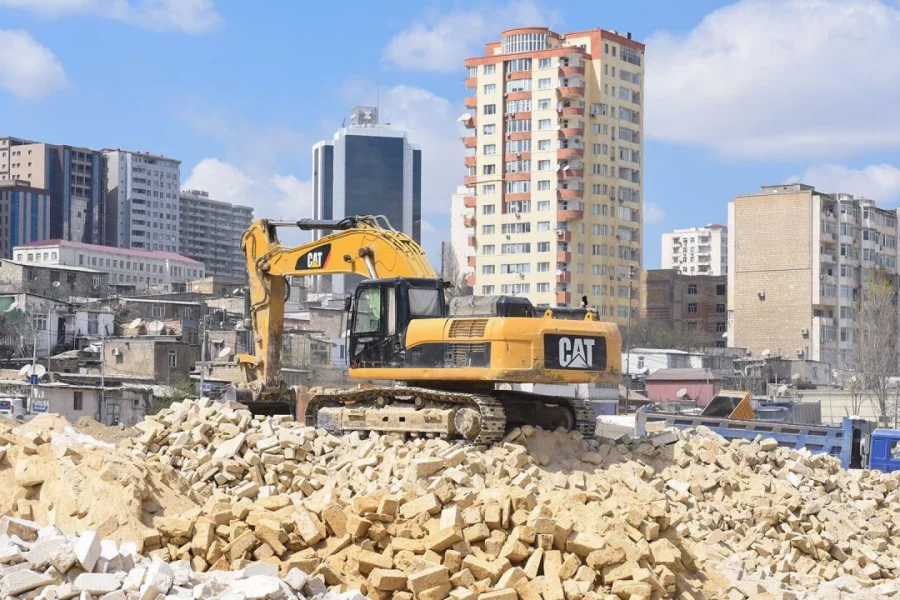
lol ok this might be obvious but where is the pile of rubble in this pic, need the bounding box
[4,399,900,599]
[0,516,343,600]
[122,399,900,599]
[0,414,199,548]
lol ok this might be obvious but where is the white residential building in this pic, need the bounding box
[661,224,727,276]
[103,150,181,252]
[14,239,203,293]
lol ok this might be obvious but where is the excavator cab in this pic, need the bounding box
[348,278,447,369]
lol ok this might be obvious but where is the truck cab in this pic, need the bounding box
[867,429,900,473]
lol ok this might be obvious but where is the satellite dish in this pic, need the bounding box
[457,113,473,122]
[721,331,728,338]
[147,320,165,334]
[17,364,30,377]
[128,318,143,329]
[20,364,46,378]
[761,349,771,357]
[777,384,788,395]
[791,373,801,381]
[217,346,233,359]
[676,388,688,398]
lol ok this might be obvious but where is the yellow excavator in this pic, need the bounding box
[230,215,622,444]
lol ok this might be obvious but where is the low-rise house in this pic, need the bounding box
[644,368,723,405]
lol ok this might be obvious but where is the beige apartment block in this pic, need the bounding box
[727,183,899,366]
[457,27,644,320]
[661,224,727,276]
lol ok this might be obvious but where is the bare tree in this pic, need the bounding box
[853,270,899,424]
[440,243,473,298]
[628,317,709,352]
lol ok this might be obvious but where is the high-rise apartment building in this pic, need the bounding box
[0,137,104,244]
[0,180,51,257]
[449,185,476,286]
[661,224,727,276]
[727,183,900,366]
[311,106,422,294]
[103,150,181,252]
[179,189,253,279]
[458,27,644,318]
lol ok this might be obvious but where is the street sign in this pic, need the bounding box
[31,400,49,413]
[201,383,212,393]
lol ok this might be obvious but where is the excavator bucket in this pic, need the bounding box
[701,390,755,420]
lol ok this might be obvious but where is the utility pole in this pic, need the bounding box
[99,323,105,423]
[624,265,636,412]
[199,315,207,397]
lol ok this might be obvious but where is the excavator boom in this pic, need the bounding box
[232,215,435,407]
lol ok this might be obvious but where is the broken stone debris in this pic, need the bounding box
[3,398,900,599]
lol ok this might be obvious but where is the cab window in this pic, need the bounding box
[353,288,382,333]
[409,287,442,317]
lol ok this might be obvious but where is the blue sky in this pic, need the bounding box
[1,0,899,268]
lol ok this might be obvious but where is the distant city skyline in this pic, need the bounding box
[1,0,898,269]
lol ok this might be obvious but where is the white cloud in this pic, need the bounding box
[787,163,900,203]
[644,203,665,225]
[183,158,310,222]
[646,0,900,159]
[383,1,561,72]
[0,30,68,100]
[0,0,222,33]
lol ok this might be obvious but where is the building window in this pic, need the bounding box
[482,184,496,195]
[537,283,550,293]
[482,285,495,294]
[537,78,551,90]
[483,84,496,95]
[686,321,697,331]
[482,224,495,235]
[687,303,698,314]
[168,349,177,368]
[537,201,550,212]
[716,322,727,333]
[537,180,551,191]
[483,124,496,135]
[537,262,550,272]
[482,265,495,275]
[538,119,552,130]
[483,165,495,175]
[92,275,101,288]
[537,139,550,150]
[716,303,725,314]
[483,104,496,115]
[152,305,165,318]
[483,64,496,75]
[482,245,495,256]
[483,144,496,155]
[32,314,47,331]
[483,204,495,215]
[716,284,726,295]
[73,391,83,411]
[687,284,697,295]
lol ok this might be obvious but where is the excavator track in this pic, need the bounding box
[306,386,507,445]
[305,386,597,445]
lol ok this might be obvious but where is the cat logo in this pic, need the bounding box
[543,334,606,370]
[295,244,332,271]
[558,337,595,368]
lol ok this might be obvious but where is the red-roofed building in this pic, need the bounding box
[13,239,204,294]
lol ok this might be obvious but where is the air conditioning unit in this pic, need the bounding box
[505,234,511,240]
[796,349,805,357]
[515,213,522,220]
[518,273,526,279]
[111,348,121,356]
[556,229,564,236]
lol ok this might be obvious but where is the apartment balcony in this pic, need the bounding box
[557,147,584,160]
[463,215,476,228]
[467,235,476,247]
[556,250,571,262]
[557,209,583,221]
[464,77,477,88]
[557,188,584,200]
[559,65,586,77]
[506,172,530,181]
[558,127,584,139]
[560,106,585,117]
[557,85,585,99]
[820,233,837,246]
[506,192,530,202]
[462,136,476,148]
[467,256,477,267]
[464,96,477,109]
[464,196,477,208]
[464,156,477,168]
[556,230,571,242]
[466,274,476,286]
[463,175,477,186]
[506,91,532,102]
[556,292,571,305]
[557,169,583,180]
[462,115,477,128]
[556,271,571,283]
[820,251,836,263]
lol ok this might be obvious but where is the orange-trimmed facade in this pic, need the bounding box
[455,27,644,321]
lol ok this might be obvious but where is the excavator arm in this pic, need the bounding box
[232,215,436,407]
